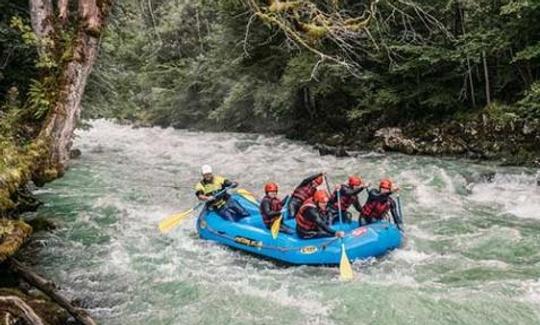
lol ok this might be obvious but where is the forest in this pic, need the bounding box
[84,0,539,164]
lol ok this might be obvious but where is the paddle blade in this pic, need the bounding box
[339,243,354,280]
[158,209,194,234]
[271,216,282,239]
[236,188,258,205]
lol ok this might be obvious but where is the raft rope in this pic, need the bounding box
[201,216,346,253]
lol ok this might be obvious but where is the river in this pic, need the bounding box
[28,119,540,324]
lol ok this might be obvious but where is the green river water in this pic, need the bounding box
[27,120,540,324]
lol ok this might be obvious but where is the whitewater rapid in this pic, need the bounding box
[28,120,540,324]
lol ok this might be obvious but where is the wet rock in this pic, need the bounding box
[374,127,418,154]
[27,217,56,232]
[315,144,349,157]
[69,149,81,159]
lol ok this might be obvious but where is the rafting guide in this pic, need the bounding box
[194,165,249,221]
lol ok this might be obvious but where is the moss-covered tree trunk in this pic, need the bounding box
[31,0,112,177]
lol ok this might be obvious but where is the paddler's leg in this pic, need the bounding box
[216,204,236,221]
[279,223,294,235]
[228,198,249,219]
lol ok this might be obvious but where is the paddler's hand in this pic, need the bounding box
[206,195,215,202]
[335,231,345,238]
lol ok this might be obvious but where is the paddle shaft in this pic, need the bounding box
[397,195,404,224]
[337,189,344,224]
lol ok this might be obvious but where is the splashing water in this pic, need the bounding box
[27,120,540,324]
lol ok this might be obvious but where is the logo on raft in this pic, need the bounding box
[234,236,263,248]
[352,227,368,236]
[300,246,318,254]
[199,220,207,229]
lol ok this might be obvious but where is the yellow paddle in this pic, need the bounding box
[339,242,354,280]
[236,188,258,205]
[270,215,282,239]
[159,187,256,234]
[335,178,354,280]
[158,205,201,234]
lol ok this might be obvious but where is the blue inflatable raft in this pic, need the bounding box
[196,193,404,265]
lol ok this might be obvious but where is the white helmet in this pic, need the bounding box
[201,164,213,175]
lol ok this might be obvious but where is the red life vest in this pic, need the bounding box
[260,196,283,226]
[361,200,390,219]
[295,198,318,232]
[292,184,317,202]
[330,189,357,211]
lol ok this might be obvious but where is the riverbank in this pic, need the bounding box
[284,106,540,168]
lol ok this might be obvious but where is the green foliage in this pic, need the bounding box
[28,78,55,119]
[514,81,540,119]
[0,1,37,99]
[83,0,540,136]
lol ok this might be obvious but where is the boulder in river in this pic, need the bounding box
[374,127,418,154]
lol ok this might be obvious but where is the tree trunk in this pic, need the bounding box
[58,0,69,23]
[457,4,476,107]
[8,258,97,325]
[482,50,491,105]
[29,0,53,38]
[39,31,101,175]
[30,0,112,176]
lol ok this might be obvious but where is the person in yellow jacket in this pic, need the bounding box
[195,165,249,221]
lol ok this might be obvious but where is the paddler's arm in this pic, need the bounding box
[307,208,336,236]
[222,179,238,189]
[195,182,213,201]
[298,173,323,187]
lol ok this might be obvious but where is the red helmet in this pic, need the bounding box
[379,179,392,190]
[313,175,324,186]
[313,190,329,203]
[264,182,278,193]
[348,176,363,187]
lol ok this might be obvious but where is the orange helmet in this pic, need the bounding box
[348,176,363,187]
[313,175,324,186]
[313,190,329,203]
[379,179,392,190]
[264,182,278,193]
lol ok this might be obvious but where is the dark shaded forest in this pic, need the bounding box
[81,0,539,164]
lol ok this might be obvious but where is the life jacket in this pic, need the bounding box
[195,175,227,208]
[329,186,357,211]
[260,196,283,226]
[361,196,390,219]
[292,184,317,202]
[295,198,318,232]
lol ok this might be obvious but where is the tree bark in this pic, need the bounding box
[482,50,491,105]
[39,31,101,175]
[58,0,69,24]
[31,0,112,175]
[8,258,98,325]
[457,4,476,107]
[79,0,102,34]
[29,0,53,38]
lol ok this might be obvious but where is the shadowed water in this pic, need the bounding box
[28,120,540,324]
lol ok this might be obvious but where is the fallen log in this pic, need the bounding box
[8,258,97,325]
[0,295,45,325]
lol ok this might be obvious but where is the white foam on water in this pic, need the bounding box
[31,119,540,324]
[468,173,540,220]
